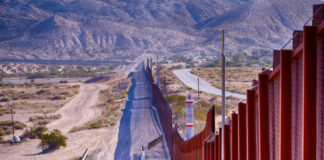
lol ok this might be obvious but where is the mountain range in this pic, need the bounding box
[0,0,319,60]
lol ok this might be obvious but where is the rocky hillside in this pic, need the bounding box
[0,0,319,60]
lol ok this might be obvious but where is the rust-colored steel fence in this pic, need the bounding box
[144,4,324,160]
[172,106,215,160]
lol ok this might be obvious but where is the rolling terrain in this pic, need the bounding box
[0,0,319,60]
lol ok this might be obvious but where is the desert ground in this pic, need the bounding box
[0,62,136,160]
[0,61,255,159]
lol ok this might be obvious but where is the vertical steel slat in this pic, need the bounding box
[268,81,274,160]
[247,90,256,160]
[238,103,247,160]
[258,73,270,160]
[280,50,292,160]
[255,95,260,160]
[224,125,231,160]
[231,113,238,160]
[316,35,324,160]
[303,26,317,160]
[291,54,303,160]
[273,76,280,160]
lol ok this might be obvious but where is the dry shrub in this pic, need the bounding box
[38,129,67,151]
[24,125,48,139]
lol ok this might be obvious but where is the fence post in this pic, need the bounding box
[303,25,317,160]
[231,113,238,160]
[316,30,324,160]
[258,73,269,160]
[246,89,256,160]
[219,128,222,160]
[216,134,219,160]
[280,49,293,160]
[238,102,247,160]
[224,124,231,160]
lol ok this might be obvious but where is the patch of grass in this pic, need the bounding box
[194,100,213,121]
[29,114,61,125]
[36,90,51,95]
[0,121,27,135]
[51,96,66,100]
[166,94,186,117]
[89,123,103,129]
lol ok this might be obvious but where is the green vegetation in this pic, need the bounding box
[167,55,193,63]
[0,128,5,140]
[24,126,48,139]
[39,129,67,151]
[194,100,214,121]
[89,123,103,129]
[170,65,184,70]
[0,121,27,135]
[186,64,195,68]
[201,51,272,68]
[29,115,62,125]
[166,94,186,117]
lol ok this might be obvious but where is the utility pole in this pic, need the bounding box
[9,103,15,137]
[221,30,226,160]
[197,77,200,100]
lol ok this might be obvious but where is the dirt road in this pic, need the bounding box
[48,83,107,133]
[0,82,120,160]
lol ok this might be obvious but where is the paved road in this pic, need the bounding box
[173,69,246,99]
[114,63,169,160]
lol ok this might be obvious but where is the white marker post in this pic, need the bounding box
[186,95,194,139]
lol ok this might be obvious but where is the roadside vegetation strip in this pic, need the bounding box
[191,67,261,94]
[29,114,62,125]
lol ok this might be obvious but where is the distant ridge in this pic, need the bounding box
[0,0,318,60]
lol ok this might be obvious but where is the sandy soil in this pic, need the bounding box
[0,82,122,160]
[47,83,107,133]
